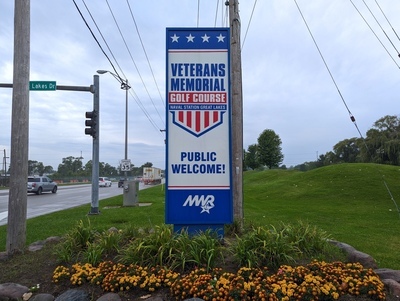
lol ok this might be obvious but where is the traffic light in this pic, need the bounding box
[85,110,97,138]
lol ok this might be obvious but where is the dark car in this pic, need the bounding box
[118,178,126,188]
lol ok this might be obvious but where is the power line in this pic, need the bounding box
[360,0,400,56]
[293,0,361,134]
[197,0,200,27]
[83,0,159,132]
[125,0,166,107]
[374,0,400,45]
[128,89,161,133]
[241,0,258,51]
[72,0,122,79]
[105,0,165,127]
[294,0,399,218]
[214,0,220,27]
[224,2,229,27]
[73,0,164,135]
[214,0,229,27]
[349,0,400,68]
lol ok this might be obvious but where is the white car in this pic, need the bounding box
[99,177,112,187]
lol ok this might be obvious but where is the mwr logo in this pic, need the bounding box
[171,111,225,137]
[183,195,215,214]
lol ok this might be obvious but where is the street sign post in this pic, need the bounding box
[120,159,132,172]
[29,81,56,91]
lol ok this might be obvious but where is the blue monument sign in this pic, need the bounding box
[165,27,232,235]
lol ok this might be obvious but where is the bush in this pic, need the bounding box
[55,220,345,272]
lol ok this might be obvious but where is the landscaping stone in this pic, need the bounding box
[54,289,90,301]
[28,237,61,252]
[30,293,55,301]
[329,240,378,269]
[96,293,121,301]
[381,279,400,299]
[144,295,165,301]
[348,249,378,269]
[28,240,48,252]
[0,252,8,261]
[0,283,29,300]
[375,269,400,282]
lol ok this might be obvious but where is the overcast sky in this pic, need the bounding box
[1,1,399,172]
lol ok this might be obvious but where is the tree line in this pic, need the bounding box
[3,114,398,180]
[25,156,155,180]
[244,115,400,171]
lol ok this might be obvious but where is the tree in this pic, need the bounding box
[28,160,54,176]
[315,154,326,168]
[43,165,54,175]
[56,156,84,177]
[244,144,260,170]
[99,162,118,177]
[28,160,41,176]
[84,160,92,176]
[294,161,320,171]
[332,138,361,163]
[290,115,400,169]
[360,115,400,165]
[257,129,284,169]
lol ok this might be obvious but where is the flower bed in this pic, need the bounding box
[53,260,386,300]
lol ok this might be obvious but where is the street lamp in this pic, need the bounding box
[96,70,131,179]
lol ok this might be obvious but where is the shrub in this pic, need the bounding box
[55,220,344,271]
[230,221,345,269]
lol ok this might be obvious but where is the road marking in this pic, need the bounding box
[0,211,8,223]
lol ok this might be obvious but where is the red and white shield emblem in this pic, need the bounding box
[171,110,225,137]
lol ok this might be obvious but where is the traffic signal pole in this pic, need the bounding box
[2,75,100,254]
[89,75,100,214]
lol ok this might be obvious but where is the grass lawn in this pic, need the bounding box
[243,163,400,269]
[0,163,399,269]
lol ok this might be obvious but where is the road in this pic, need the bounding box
[0,182,146,226]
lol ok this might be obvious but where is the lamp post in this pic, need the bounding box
[96,70,131,179]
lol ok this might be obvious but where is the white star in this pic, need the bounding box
[200,201,214,214]
[216,34,225,42]
[186,34,195,42]
[171,34,179,43]
[201,34,210,42]
[200,205,210,214]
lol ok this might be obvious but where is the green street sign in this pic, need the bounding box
[29,81,56,91]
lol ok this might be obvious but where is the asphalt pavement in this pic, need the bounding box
[0,182,139,226]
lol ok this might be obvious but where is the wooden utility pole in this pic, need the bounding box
[229,0,244,222]
[7,0,30,254]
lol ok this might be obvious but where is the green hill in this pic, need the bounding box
[243,163,400,269]
[1,163,399,270]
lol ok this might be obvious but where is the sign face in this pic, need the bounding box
[165,27,232,225]
[120,159,132,172]
[29,81,56,91]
